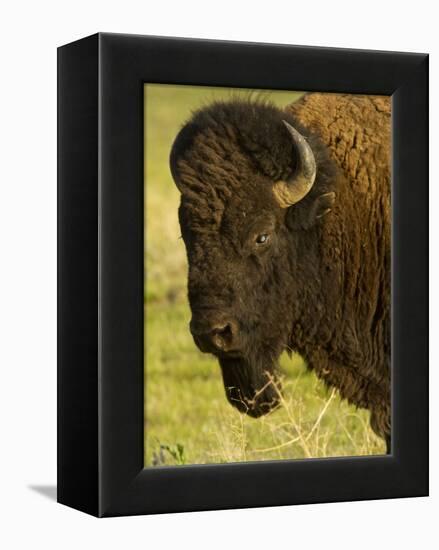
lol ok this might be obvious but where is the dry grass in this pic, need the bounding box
[205,373,384,464]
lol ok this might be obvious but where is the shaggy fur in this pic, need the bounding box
[170,93,391,448]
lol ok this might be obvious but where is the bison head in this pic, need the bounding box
[169,99,335,418]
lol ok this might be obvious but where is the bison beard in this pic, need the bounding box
[219,356,281,417]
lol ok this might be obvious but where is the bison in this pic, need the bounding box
[170,93,391,451]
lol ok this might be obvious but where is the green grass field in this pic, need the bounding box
[144,84,385,466]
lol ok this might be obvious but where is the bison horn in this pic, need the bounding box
[272,120,317,208]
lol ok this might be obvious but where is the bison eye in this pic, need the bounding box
[255,233,270,245]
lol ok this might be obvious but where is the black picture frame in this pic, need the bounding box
[57,32,428,517]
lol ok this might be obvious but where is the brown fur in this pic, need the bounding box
[287,94,391,439]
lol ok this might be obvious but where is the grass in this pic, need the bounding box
[144,84,385,466]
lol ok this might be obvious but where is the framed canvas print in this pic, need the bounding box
[58,33,428,517]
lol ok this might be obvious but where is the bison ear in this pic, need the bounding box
[286,192,336,230]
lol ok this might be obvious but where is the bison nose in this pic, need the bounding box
[190,316,239,354]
